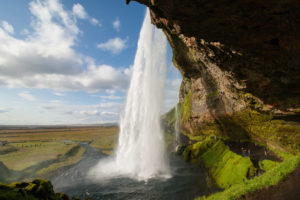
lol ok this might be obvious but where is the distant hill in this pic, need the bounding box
[0,123,118,130]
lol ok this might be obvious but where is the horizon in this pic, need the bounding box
[0,0,182,125]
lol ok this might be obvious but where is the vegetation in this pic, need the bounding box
[162,96,300,200]
[0,126,118,182]
[184,138,255,189]
[0,142,79,171]
[0,179,69,200]
[258,160,278,172]
[0,126,118,145]
[197,153,300,200]
[181,90,192,125]
[36,145,85,177]
[0,146,18,155]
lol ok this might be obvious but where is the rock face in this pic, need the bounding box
[130,0,300,148]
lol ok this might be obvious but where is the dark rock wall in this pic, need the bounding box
[129,0,300,147]
[132,0,300,107]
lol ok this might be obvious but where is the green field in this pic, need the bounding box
[0,126,118,183]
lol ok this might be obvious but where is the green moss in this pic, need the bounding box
[184,138,256,189]
[197,154,300,200]
[259,160,278,172]
[181,89,192,125]
[162,106,176,128]
[181,106,300,153]
[0,179,69,200]
[201,141,256,188]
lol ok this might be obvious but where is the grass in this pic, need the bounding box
[0,179,68,200]
[184,138,256,189]
[0,126,118,181]
[0,142,78,171]
[197,152,300,200]
[90,133,118,150]
[36,145,85,177]
[0,126,118,144]
[0,145,18,155]
[181,90,192,124]
[258,160,278,172]
[201,141,255,189]
[182,136,300,199]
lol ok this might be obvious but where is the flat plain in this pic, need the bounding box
[0,126,118,182]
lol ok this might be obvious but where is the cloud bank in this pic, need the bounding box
[0,0,128,92]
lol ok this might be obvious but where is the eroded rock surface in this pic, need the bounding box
[130,0,300,149]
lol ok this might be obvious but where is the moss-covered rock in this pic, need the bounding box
[180,107,300,153]
[201,141,256,188]
[184,138,256,189]
[0,179,69,200]
[258,160,278,172]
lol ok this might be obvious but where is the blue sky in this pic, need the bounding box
[0,0,181,125]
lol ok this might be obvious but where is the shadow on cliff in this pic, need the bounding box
[199,65,250,140]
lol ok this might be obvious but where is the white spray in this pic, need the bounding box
[89,9,170,181]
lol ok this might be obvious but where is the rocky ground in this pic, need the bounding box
[239,165,300,200]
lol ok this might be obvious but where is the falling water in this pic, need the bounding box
[89,9,170,181]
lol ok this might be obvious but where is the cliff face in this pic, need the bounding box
[130,0,300,149]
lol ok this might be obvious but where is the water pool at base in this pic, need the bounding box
[51,144,218,200]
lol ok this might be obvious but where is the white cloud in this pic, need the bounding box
[2,21,14,34]
[0,107,12,113]
[90,18,101,27]
[72,3,87,19]
[53,92,65,96]
[20,29,30,35]
[0,0,130,92]
[105,89,116,95]
[100,95,123,100]
[113,18,120,32]
[97,37,128,54]
[101,111,119,116]
[19,91,37,101]
[72,3,101,27]
[39,100,123,123]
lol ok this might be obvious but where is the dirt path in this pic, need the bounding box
[239,165,300,200]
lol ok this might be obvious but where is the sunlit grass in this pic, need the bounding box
[90,133,118,150]
[36,145,86,177]
[197,153,300,200]
[0,126,118,143]
[0,142,77,171]
[0,126,118,180]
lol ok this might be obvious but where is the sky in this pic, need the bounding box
[0,0,181,125]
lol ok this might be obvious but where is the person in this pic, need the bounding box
[242,147,246,157]
[264,147,267,156]
[248,149,251,156]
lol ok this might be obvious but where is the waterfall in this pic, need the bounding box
[89,9,170,181]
